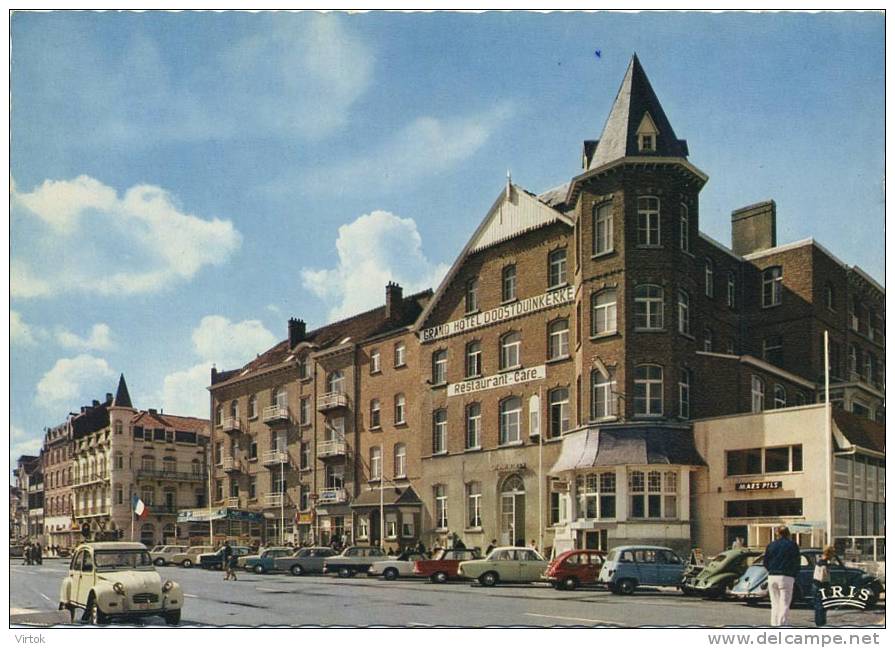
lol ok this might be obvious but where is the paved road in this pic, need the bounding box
[9,560,884,628]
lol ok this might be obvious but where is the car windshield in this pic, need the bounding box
[95,550,154,571]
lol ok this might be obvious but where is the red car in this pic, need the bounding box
[413,547,481,583]
[544,549,606,590]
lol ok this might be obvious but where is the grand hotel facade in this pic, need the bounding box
[207,56,884,556]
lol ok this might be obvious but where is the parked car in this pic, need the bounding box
[457,546,549,587]
[368,551,428,581]
[149,545,188,567]
[414,548,482,583]
[169,545,213,568]
[544,549,605,590]
[244,547,295,574]
[199,546,252,570]
[58,542,183,625]
[598,545,686,595]
[681,548,762,598]
[731,548,883,608]
[323,546,388,577]
[274,546,338,576]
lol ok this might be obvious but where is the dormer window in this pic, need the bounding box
[640,134,654,151]
[636,112,658,153]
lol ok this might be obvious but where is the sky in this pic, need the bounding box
[8,11,885,471]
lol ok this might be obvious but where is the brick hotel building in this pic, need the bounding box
[208,55,884,554]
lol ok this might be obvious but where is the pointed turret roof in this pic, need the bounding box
[588,54,688,169]
[113,373,133,408]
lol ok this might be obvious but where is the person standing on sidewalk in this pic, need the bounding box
[763,525,801,626]
[813,545,834,627]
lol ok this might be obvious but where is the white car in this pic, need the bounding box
[149,545,188,566]
[368,551,428,581]
[58,542,184,625]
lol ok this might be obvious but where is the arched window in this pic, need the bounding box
[636,196,660,246]
[547,319,569,360]
[501,264,517,302]
[593,202,613,255]
[591,289,617,336]
[499,331,522,370]
[591,369,617,420]
[633,364,663,416]
[762,267,783,307]
[499,397,522,445]
[773,384,787,409]
[634,284,664,329]
[704,258,714,298]
[502,474,525,494]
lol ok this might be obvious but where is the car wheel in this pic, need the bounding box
[86,597,108,625]
[338,567,353,578]
[290,565,304,577]
[383,567,399,581]
[704,585,724,600]
[253,565,265,574]
[479,572,499,587]
[617,578,637,595]
[154,558,166,566]
[164,610,181,626]
[433,571,448,584]
[607,583,618,594]
[745,598,759,607]
[562,576,579,591]
[182,559,192,568]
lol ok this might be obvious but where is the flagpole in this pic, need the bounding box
[130,494,135,541]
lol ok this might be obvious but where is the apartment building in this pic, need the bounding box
[13,454,42,541]
[42,418,76,548]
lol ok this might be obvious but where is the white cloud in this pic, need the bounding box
[11,424,43,460]
[11,175,242,299]
[191,316,278,368]
[35,354,116,407]
[161,362,213,419]
[56,323,114,351]
[302,210,448,321]
[300,104,514,193]
[11,311,39,347]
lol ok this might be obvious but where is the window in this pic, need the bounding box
[466,403,481,449]
[432,350,447,384]
[825,283,835,311]
[548,249,567,288]
[394,393,406,425]
[299,484,310,511]
[274,386,287,409]
[142,487,155,507]
[547,319,569,360]
[249,441,257,460]
[726,499,803,518]
[864,352,875,384]
[370,348,381,374]
[773,384,786,409]
[300,442,310,470]
[677,289,690,335]
[678,369,691,419]
[751,376,765,413]
[727,272,736,308]
[640,133,654,151]
[394,444,406,478]
[763,336,783,365]
[394,342,406,367]
[577,472,617,519]
[704,259,714,298]
[432,409,447,454]
[297,356,309,380]
[726,445,803,476]
[248,476,257,500]
[299,397,310,426]
[634,284,664,329]
[114,452,123,470]
[248,394,257,419]
[499,331,521,370]
[548,388,570,438]
[591,370,617,420]
[593,202,613,255]
[215,405,223,426]
[465,278,479,313]
[215,480,223,502]
[591,289,617,336]
[762,267,783,307]
[499,397,522,445]
[703,327,713,352]
[629,470,677,519]
[465,341,482,378]
[326,370,344,395]
[370,447,382,481]
[369,399,381,429]
[848,344,859,377]
[727,448,763,476]
[386,516,398,539]
[114,420,123,435]
[501,265,517,302]
[466,482,482,528]
[637,196,660,246]
[434,485,448,530]
[634,364,663,416]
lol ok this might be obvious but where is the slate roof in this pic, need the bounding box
[350,485,422,508]
[112,374,133,408]
[833,409,885,454]
[588,54,688,169]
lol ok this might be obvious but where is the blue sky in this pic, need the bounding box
[8,11,885,468]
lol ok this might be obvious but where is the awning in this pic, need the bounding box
[176,507,264,524]
[350,485,422,509]
[550,424,706,474]
[833,409,885,454]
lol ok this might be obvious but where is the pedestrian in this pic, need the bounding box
[454,536,466,550]
[485,539,497,556]
[763,525,801,626]
[813,545,834,627]
[222,541,236,581]
[416,540,426,556]
[34,543,43,565]
[731,536,744,549]
[23,543,31,566]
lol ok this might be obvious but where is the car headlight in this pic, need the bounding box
[759,581,768,590]
[113,582,126,595]
[162,580,174,593]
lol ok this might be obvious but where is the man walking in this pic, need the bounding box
[764,525,800,626]
[222,541,236,581]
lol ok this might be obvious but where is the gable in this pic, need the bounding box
[636,111,658,136]
[470,184,572,254]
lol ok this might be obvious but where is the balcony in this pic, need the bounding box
[317,392,349,412]
[221,456,243,473]
[225,497,240,508]
[262,405,290,424]
[317,439,348,459]
[154,505,179,515]
[262,450,290,467]
[136,468,204,482]
[221,417,241,434]
[265,492,288,508]
[317,488,348,505]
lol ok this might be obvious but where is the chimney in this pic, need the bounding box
[92,400,100,408]
[288,318,306,349]
[149,408,158,415]
[105,393,113,404]
[731,200,777,256]
[385,282,404,321]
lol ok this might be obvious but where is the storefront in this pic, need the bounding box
[350,486,422,551]
[177,506,265,545]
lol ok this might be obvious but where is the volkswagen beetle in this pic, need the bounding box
[58,542,183,625]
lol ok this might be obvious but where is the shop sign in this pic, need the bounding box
[735,480,782,491]
[447,365,546,397]
[550,480,570,493]
[421,286,574,343]
[295,512,315,525]
[493,462,526,472]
